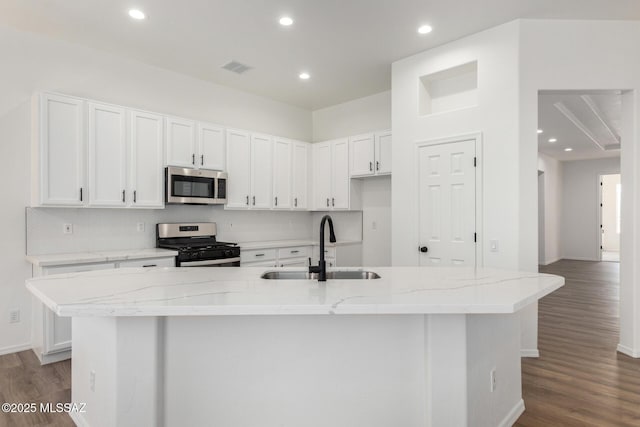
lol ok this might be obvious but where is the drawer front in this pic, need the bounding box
[118,257,175,268]
[241,248,277,263]
[320,247,337,259]
[277,246,311,260]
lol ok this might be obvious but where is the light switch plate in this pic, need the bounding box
[489,240,499,252]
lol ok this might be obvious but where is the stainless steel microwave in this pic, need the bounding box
[165,166,227,205]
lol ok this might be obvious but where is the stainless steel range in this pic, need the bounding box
[156,223,240,267]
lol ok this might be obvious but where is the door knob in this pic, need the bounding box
[419,246,428,253]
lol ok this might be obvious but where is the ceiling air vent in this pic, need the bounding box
[221,61,252,75]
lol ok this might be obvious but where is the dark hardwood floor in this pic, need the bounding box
[516,259,640,427]
[0,351,72,427]
[1,259,638,426]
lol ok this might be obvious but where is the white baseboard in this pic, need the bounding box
[562,256,600,262]
[617,343,640,358]
[520,349,540,358]
[498,399,525,427]
[540,256,562,266]
[0,342,31,357]
[70,411,89,427]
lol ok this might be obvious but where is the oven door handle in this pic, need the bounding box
[179,257,241,267]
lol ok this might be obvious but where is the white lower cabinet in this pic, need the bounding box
[31,255,175,365]
[241,245,313,268]
[312,244,363,267]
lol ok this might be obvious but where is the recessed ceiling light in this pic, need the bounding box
[418,25,433,35]
[564,148,573,152]
[537,129,543,134]
[548,138,557,143]
[279,16,294,26]
[299,72,310,80]
[128,9,145,20]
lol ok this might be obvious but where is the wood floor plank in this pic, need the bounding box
[515,259,640,427]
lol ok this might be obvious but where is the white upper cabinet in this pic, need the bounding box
[250,134,273,209]
[165,117,196,168]
[198,123,225,171]
[272,138,292,210]
[129,110,164,208]
[312,142,332,210]
[331,138,350,209]
[34,93,86,207]
[225,129,251,208]
[375,131,392,175]
[87,102,127,207]
[292,141,309,210]
[349,134,375,177]
[349,130,392,177]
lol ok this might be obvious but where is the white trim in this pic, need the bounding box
[70,411,90,427]
[498,399,525,427]
[413,132,484,268]
[561,256,600,262]
[540,256,562,266]
[520,349,540,358]
[0,343,32,356]
[617,343,640,358]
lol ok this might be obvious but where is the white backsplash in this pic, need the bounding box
[26,206,322,255]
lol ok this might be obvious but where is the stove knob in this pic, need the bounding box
[190,252,199,259]
[224,250,233,257]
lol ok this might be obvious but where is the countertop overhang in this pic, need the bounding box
[26,266,564,317]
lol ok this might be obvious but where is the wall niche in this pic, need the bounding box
[418,61,478,116]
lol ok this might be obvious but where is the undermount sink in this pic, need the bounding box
[260,270,381,280]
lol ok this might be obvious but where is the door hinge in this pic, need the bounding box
[473,157,477,167]
[600,245,603,250]
[600,203,603,207]
[474,232,477,243]
[600,182,603,186]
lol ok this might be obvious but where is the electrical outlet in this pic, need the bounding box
[9,309,20,324]
[490,368,497,392]
[89,371,96,392]
[489,240,499,252]
[136,222,145,232]
[63,224,73,234]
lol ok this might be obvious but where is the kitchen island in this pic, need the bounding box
[26,266,563,427]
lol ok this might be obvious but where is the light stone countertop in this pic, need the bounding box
[26,248,179,267]
[26,266,564,317]
[238,240,362,250]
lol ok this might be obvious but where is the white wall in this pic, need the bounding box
[312,91,391,142]
[537,153,563,265]
[561,157,620,261]
[519,20,640,357]
[0,23,315,355]
[312,90,392,266]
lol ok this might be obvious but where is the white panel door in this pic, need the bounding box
[225,129,251,208]
[87,102,127,207]
[198,123,225,170]
[375,131,392,175]
[166,117,196,168]
[273,138,292,209]
[418,139,476,266]
[38,93,86,206]
[130,110,164,208]
[312,142,332,210]
[349,134,375,177]
[332,139,350,209]
[250,134,273,209]
[292,141,309,210]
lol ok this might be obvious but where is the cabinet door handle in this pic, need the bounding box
[255,253,265,257]
[275,196,278,206]
[252,196,256,206]
[291,250,300,254]
[201,155,204,166]
[80,188,83,202]
[370,161,373,171]
[142,264,157,268]
[326,198,329,207]
[294,197,298,207]
[122,190,126,203]
[376,161,380,171]
[332,198,335,207]
[133,190,137,203]
[192,154,195,165]
[246,195,249,205]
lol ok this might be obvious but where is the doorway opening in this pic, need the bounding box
[599,174,621,262]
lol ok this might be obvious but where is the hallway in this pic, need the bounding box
[516,260,640,426]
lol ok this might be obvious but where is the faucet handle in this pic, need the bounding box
[308,257,312,266]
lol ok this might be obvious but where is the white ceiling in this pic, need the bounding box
[1,0,639,109]
[538,91,622,161]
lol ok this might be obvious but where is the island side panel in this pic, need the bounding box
[71,317,163,427]
[163,315,427,427]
